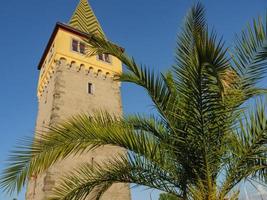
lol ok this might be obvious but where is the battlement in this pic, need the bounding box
[38,55,120,98]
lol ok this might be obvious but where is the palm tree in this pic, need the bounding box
[1,3,267,200]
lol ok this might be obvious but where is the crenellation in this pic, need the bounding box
[38,56,121,97]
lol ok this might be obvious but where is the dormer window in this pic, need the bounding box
[72,39,86,55]
[98,53,111,63]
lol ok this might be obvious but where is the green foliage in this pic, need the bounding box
[159,193,180,200]
[1,2,267,200]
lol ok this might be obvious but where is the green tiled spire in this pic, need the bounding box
[69,0,105,37]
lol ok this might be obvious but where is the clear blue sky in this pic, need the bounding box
[0,0,267,199]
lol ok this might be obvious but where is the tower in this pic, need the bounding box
[26,0,131,199]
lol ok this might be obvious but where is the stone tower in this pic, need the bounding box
[26,0,131,199]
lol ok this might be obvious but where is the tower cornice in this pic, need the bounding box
[38,22,123,70]
[38,22,92,70]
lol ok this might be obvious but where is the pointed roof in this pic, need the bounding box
[69,0,105,37]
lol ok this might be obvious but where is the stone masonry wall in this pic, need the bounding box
[26,58,131,200]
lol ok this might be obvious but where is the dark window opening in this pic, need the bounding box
[72,39,87,55]
[88,83,93,94]
[104,53,110,63]
[80,42,85,54]
[72,40,79,52]
[98,54,104,61]
[98,53,111,63]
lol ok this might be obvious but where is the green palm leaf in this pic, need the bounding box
[220,101,267,197]
[49,154,183,200]
[1,113,167,194]
[231,15,267,101]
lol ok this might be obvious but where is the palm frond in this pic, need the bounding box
[173,3,232,183]
[125,114,174,141]
[231,15,267,101]
[2,3,267,200]
[0,112,163,194]
[220,101,267,197]
[49,154,183,200]
[0,137,33,195]
[86,33,181,135]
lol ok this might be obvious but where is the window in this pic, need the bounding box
[79,42,85,54]
[72,39,79,52]
[88,83,93,94]
[104,53,110,63]
[98,54,103,61]
[72,39,85,54]
[98,53,111,63]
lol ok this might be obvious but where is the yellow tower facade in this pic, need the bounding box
[26,0,131,199]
